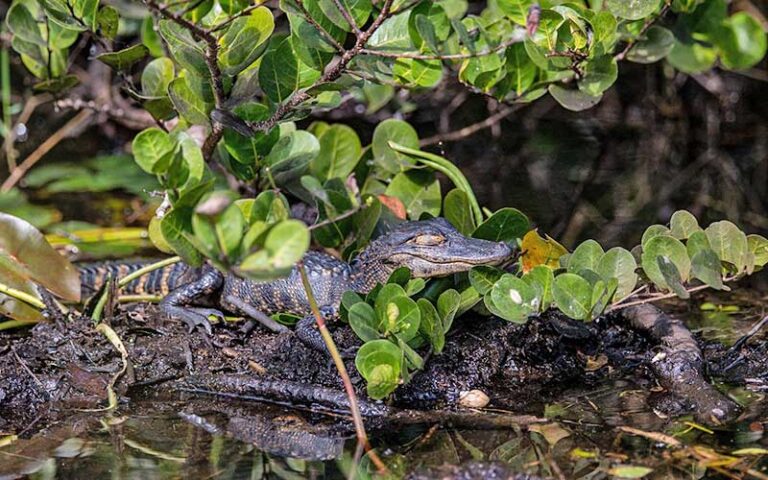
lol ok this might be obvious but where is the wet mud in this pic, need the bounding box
[2,302,764,441]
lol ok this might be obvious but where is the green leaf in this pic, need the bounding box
[264,219,311,269]
[217,7,274,75]
[578,55,618,96]
[385,170,441,220]
[469,265,505,296]
[349,302,379,341]
[141,16,165,58]
[393,58,443,88]
[596,247,638,301]
[669,210,702,239]
[641,235,691,291]
[502,43,536,97]
[96,44,149,70]
[667,38,716,74]
[568,240,605,274]
[705,220,749,274]
[97,5,119,40]
[473,207,530,243]
[161,208,204,266]
[497,0,533,25]
[132,128,177,174]
[486,274,537,323]
[523,265,555,311]
[691,249,724,290]
[686,230,712,259]
[355,339,402,399]
[716,12,767,70]
[170,74,215,125]
[627,26,674,63]
[549,85,602,111]
[641,224,671,247]
[259,35,299,103]
[7,3,46,46]
[0,212,81,302]
[368,10,412,50]
[371,119,419,176]
[310,124,362,181]
[379,295,421,341]
[222,102,280,164]
[436,288,461,333]
[318,0,372,32]
[417,298,444,353]
[606,0,659,20]
[657,256,689,298]
[443,188,475,235]
[263,130,319,188]
[141,57,175,97]
[747,234,768,269]
[158,20,208,76]
[552,273,592,321]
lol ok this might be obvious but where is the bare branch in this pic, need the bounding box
[331,0,363,37]
[420,104,523,146]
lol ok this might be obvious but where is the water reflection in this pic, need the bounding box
[2,378,767,479]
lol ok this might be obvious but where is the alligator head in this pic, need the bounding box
[352,218,512,288]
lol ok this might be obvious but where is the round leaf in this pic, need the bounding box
[641,235,691,290]
[132,128,176,174]
[486,274,538,323]
[552,273,592,321]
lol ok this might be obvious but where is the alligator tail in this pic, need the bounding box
[78,260,195,299]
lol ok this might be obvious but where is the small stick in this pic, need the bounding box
[224,295,289,333]
[298,262,389,476]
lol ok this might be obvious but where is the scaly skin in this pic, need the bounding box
[79,218,512,351]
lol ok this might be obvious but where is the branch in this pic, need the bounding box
[605,276,737,314]
[331,0,363,37]
[297,263,389,475]
[614,1,672,61]
[208,0,272,33]
[293,0,345,53]
[247,0,395,135]
[360,32,525,60]
[420,104,523,146]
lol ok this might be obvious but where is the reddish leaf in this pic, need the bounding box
[377,194,408,220]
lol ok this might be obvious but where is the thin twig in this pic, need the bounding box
[297,262,389,475]
[420,104,522,146]
[1,109,93,192]
[331,0,363,37]
[208,0,272,33]
[605,277,736,313]
[614,1,672,61]
[308,204,365,230]
[293,0,346,52]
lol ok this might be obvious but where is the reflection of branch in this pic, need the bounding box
[614,2,672,61]
[361,33,525,61]
[420,104,522,146]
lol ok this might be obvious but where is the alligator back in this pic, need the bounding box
[78,260,198,299]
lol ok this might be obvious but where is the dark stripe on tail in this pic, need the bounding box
[78,260,194,299]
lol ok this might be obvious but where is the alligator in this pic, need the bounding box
[79,218,512,351]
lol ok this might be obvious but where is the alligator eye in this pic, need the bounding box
[412,234,445,246]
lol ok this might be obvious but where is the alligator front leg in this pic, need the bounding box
[159,266,225,335]
[296,308,357,358]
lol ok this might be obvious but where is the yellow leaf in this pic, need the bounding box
[521,229,569,273]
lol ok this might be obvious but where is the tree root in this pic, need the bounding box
[621,304,741,424]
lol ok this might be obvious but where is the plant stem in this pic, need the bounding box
[1,41,14,170]
[0,319,40,331]
[118,256,181,288]
[297,262,389,476]
[387,142,484,227]
[0,282,46,310]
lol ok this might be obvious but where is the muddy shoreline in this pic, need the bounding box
[2,301,764,440]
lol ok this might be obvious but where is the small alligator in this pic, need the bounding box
[79,218,512,351]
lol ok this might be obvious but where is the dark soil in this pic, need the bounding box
[1,304,766,438]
